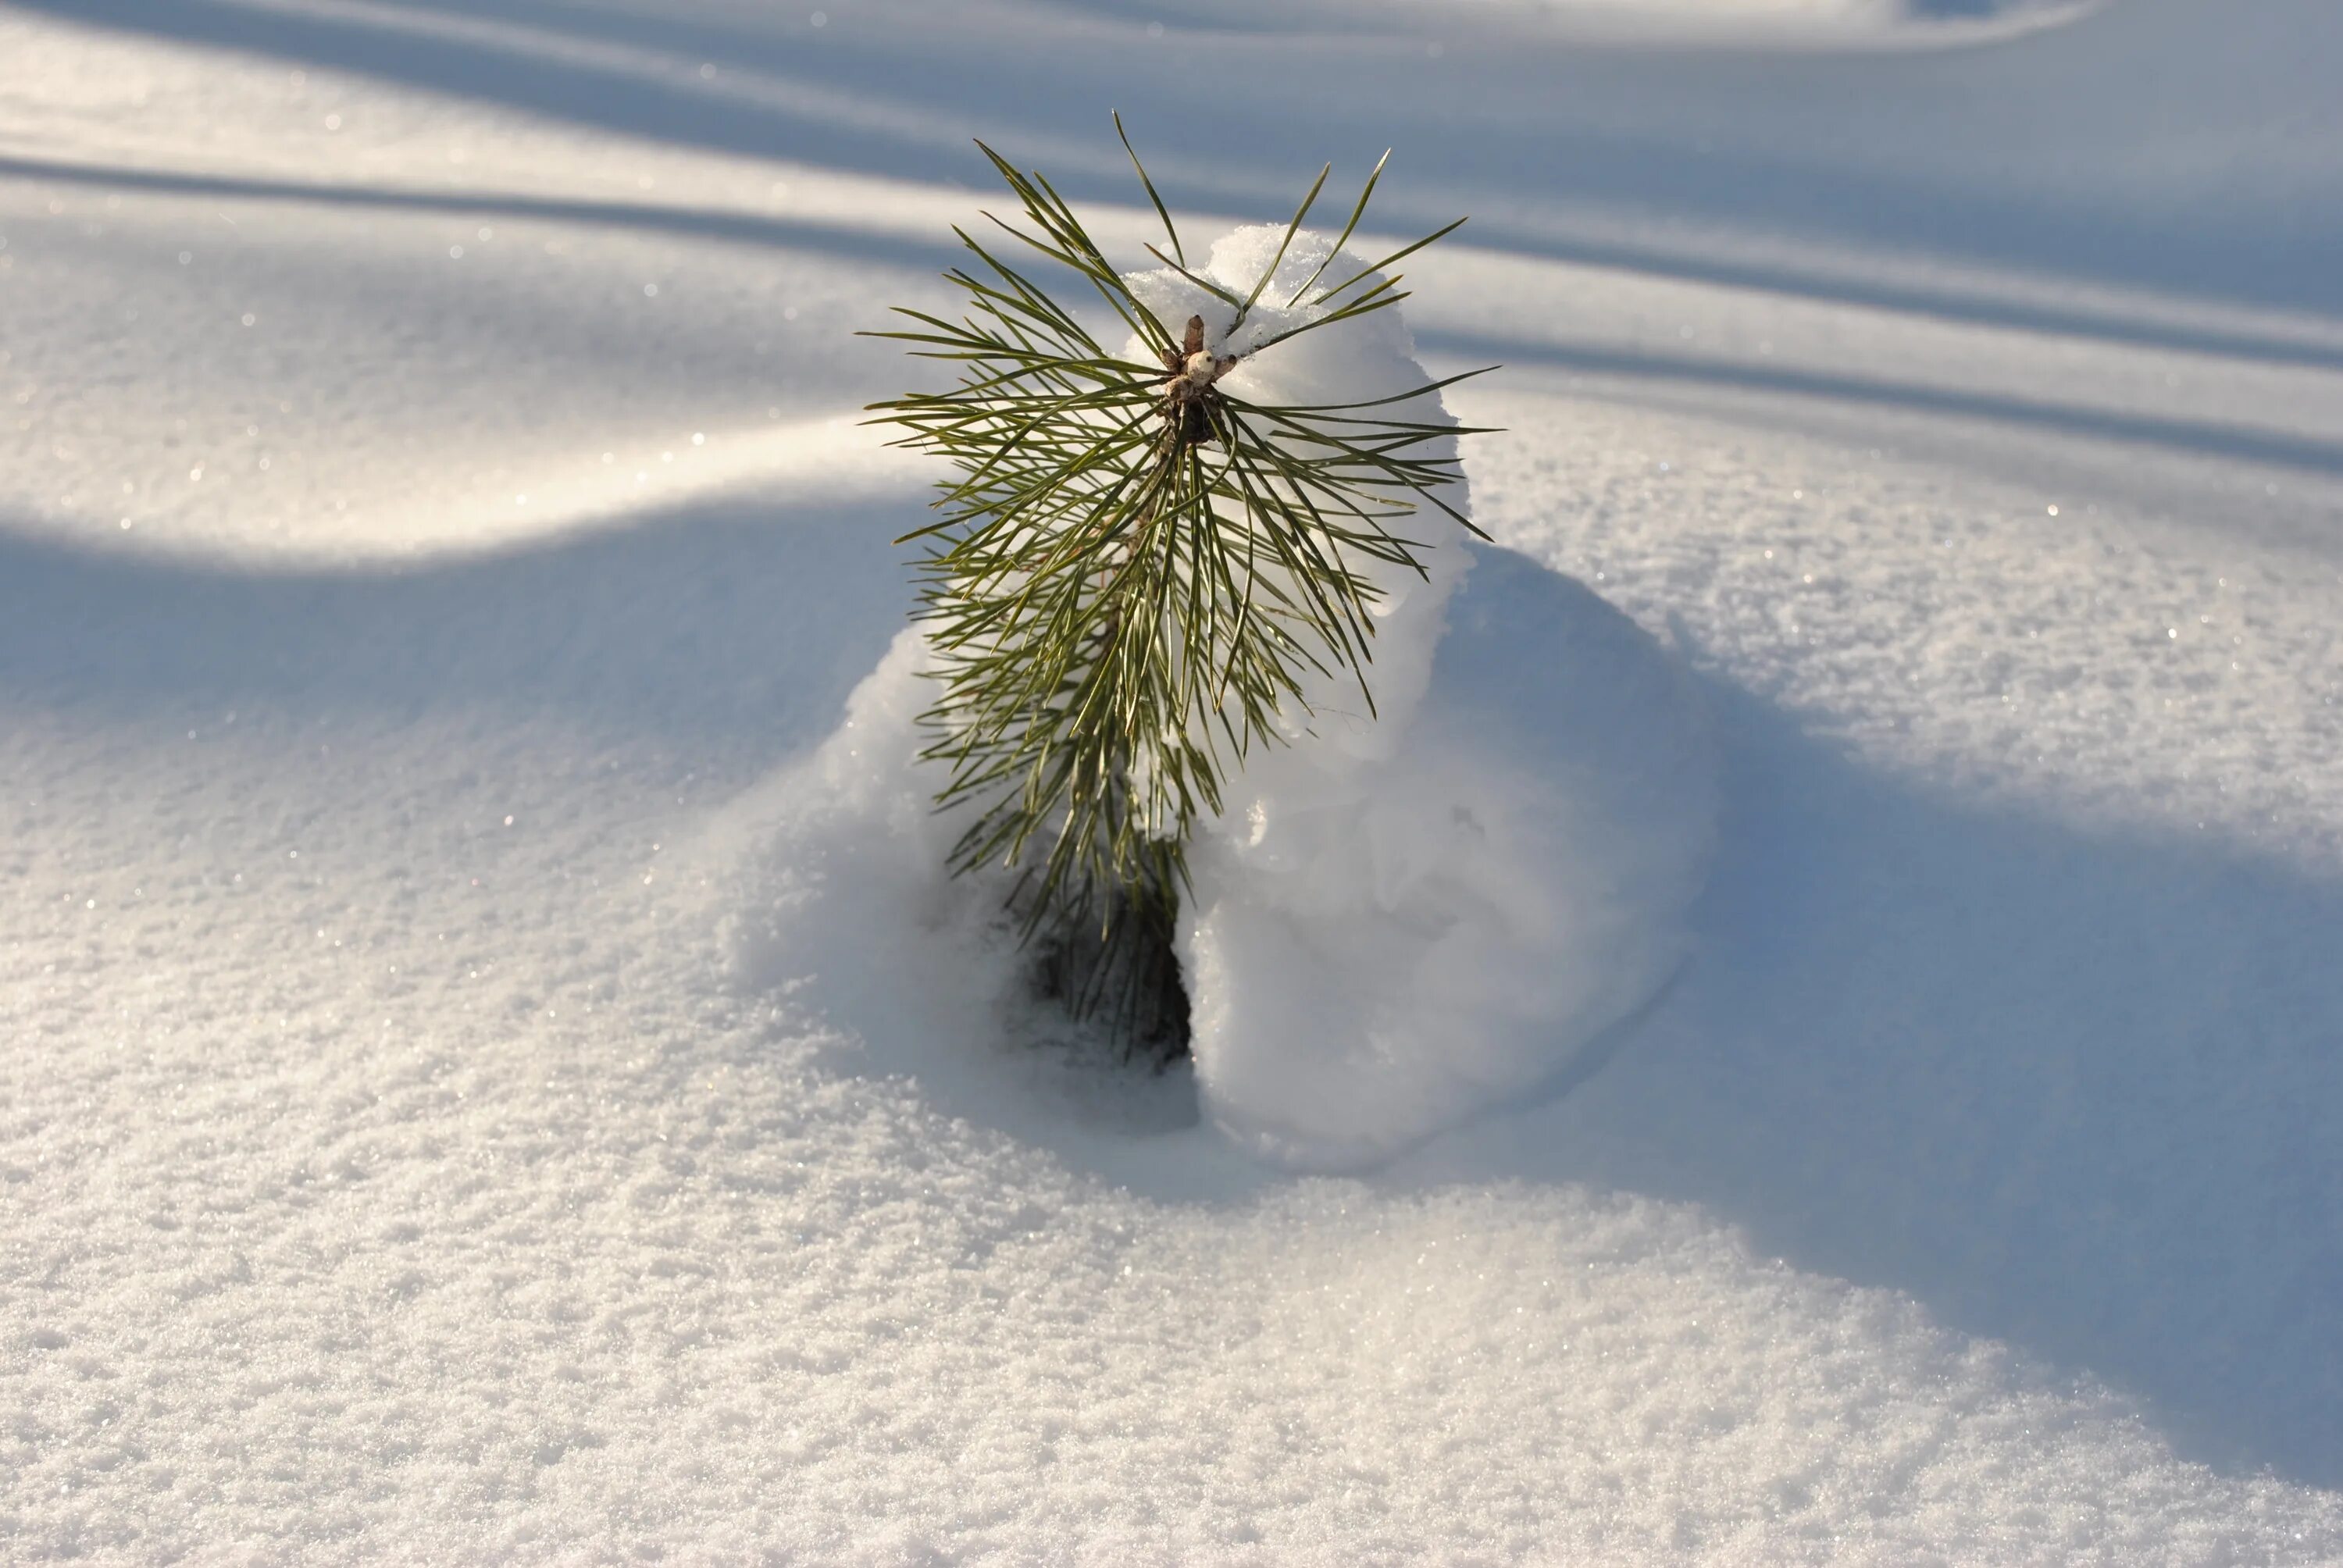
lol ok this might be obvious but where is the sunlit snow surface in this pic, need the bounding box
[5,0,2343,1560]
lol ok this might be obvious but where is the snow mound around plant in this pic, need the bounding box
[736,228,1718,1169]
[1182,545,1718,1167]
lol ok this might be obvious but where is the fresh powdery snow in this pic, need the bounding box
[7,0,2343,1562]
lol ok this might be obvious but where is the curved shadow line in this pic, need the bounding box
[1428,331,2343,477]
[0,155,962,273]
[14,150,2340,391]
[1442,226,2343,379]
[10,0,2343,375]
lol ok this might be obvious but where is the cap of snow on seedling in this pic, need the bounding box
[863,116,1495,1057]
[1162,313,1241,448]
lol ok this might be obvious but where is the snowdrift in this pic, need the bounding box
[1183,543,1717,1167]
[731,543,1715,1168]
[733,229,1717,1169]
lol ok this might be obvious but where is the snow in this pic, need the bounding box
[1144,228,1715,1167]
[6,0,2343,1560]
[1180,540,1718,1168]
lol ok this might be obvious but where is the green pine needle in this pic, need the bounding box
[862,123,1493,1047]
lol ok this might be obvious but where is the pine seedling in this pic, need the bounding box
[865,121,1492,1053]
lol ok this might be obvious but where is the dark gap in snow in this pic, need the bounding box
[1025,890,1192,1069]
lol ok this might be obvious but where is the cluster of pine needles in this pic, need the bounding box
[865,119,1492,1056]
